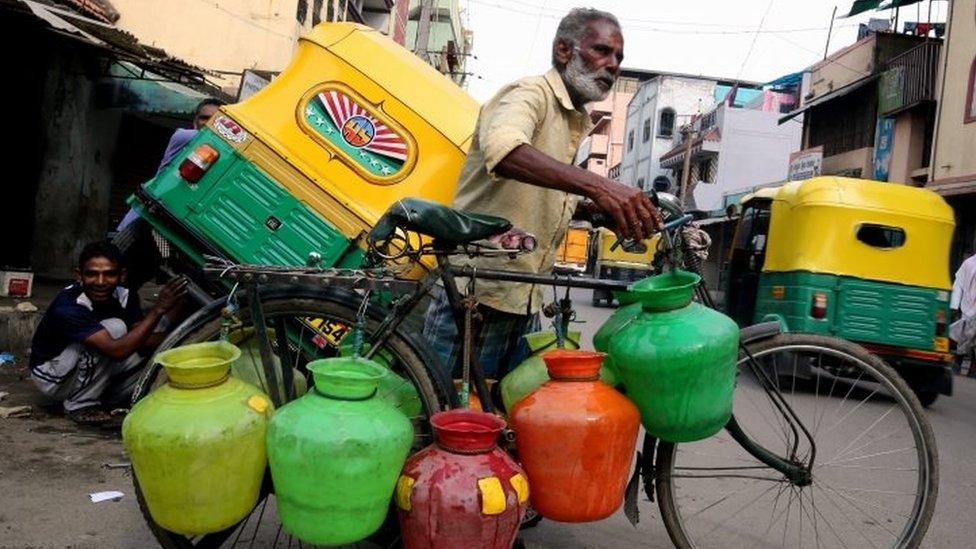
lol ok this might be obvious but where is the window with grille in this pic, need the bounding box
[658,108,676,138]
[642,119,651,142]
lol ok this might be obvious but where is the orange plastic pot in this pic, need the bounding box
[509,349,640,522]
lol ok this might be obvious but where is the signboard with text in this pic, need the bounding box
[237,70,277,101]
[873,116,895,181]
[788,146,823,181]
[879,67,904,115]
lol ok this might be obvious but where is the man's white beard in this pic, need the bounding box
[563,53,612,104]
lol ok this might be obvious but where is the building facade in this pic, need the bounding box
[784,32,941,184]
[928,0,976,263]
[0,0,221,277]
[576,72,646,178]
[111,0,398,93]
[615,73,761,193]
[658,102,801,213]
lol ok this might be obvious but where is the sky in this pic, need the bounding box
[461,0,948,102]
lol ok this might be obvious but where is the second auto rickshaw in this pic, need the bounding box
[725,176,956,406]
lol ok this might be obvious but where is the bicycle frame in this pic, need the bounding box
[205,249,816,487]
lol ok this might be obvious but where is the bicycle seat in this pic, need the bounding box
[369,198,512,246]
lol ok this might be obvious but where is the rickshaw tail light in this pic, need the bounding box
[179,144,219,184]
[810,293,828,319]
[935,309,947,336]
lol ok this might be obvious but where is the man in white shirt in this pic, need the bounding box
[950,252,976,374]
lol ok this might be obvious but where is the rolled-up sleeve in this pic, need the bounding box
[479,82,547,173]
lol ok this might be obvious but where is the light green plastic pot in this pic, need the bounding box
[266,356,413,545]
[123,341,272,536]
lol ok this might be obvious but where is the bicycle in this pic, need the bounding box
[130,194,938,549]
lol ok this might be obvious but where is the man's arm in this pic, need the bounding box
[82,278,188,360]
[494,144,660,240]
[477,81,659,240]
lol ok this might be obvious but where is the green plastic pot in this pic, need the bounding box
[267,356,413,545]
[605,271,739,442]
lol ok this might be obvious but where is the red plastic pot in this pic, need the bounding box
[396,410,528,548]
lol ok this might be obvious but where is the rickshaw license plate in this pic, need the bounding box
[306,318,350,349]
[934,337,949,352]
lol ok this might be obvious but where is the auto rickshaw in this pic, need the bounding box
[591,227,659,306]
[725,176,956,406]
[127,23,478,282]
[553,222,592,275]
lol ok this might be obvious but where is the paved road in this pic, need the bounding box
[1,289,973,548]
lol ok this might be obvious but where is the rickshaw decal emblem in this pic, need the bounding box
[341,115,375,148]
[303,88,409,178]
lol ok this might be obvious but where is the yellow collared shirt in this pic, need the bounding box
[451,68,594,315]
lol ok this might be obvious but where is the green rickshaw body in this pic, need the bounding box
[726,177,956,396]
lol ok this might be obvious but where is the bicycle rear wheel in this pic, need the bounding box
[131,288,449,548]
[655,332,938,549]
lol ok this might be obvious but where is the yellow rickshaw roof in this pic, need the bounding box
[771,177,955,223]
[762,177,955,289]
[301,23,478,147]
[741,186,781,204]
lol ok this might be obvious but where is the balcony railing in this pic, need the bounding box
[881,41,941,115]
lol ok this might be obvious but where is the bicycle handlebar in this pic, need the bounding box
[609,213,694,252]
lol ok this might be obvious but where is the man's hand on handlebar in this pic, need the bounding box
[486,228,537,252]
[588,179,663,241]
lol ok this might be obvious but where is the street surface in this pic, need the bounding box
[1,288,974,548]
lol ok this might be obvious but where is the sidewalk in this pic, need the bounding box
[0,279,163,547]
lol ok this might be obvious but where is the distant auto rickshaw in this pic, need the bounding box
[590,227,659,307]
[553,222,592,275]
[725,176,956,406]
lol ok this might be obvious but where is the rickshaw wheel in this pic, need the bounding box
[654,332,938,549]
[130,290,447,548]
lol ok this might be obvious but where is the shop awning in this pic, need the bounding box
[764,71,803,89]
[4,0,226,100]
[778,73,880,124]
[97,61,210,114]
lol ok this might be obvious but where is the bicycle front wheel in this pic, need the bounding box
[655,332,938,549]
[131,288,449,548]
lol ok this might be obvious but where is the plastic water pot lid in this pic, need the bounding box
[624,270,701,311]
[523,330,581,352]
[542,349,605,380]
[308,357,384,400]
[430,409,506,453]
[155,341,241,388]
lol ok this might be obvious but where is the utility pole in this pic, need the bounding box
[679,125,696,209]
[415,0,434,63]
[824,6,837,60]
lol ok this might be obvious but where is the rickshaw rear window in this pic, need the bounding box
[856,224,906,248]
